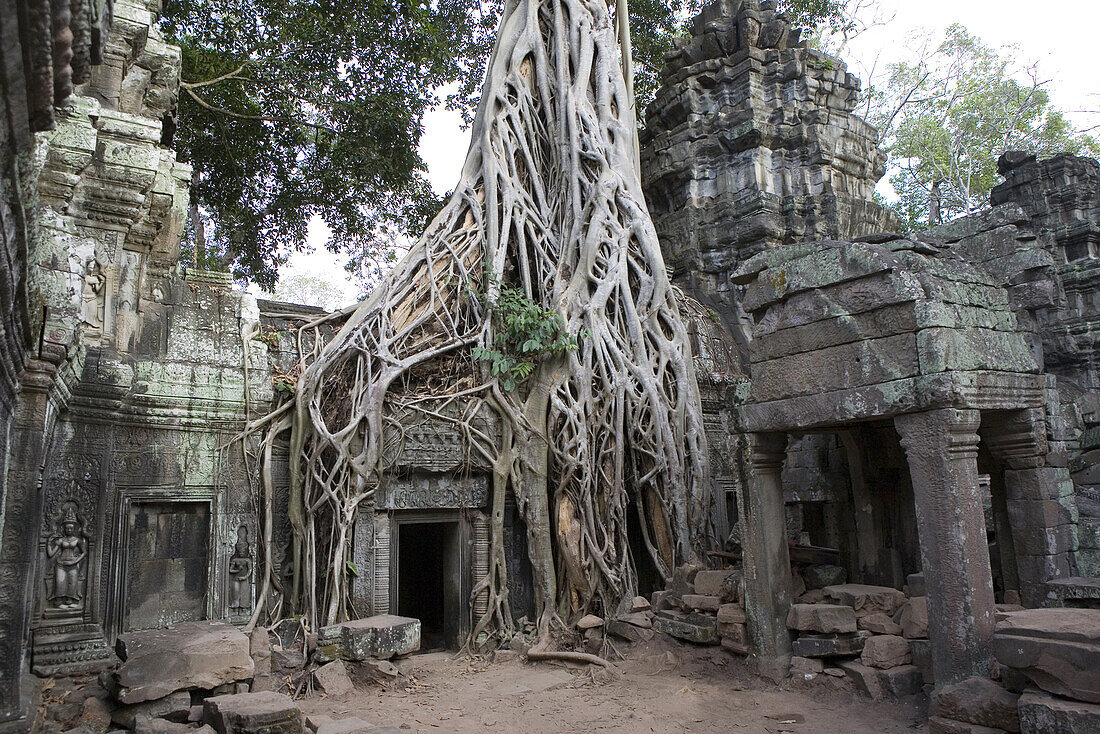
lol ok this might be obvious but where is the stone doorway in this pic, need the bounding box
[124,501,210,631]
[393,516,468,650]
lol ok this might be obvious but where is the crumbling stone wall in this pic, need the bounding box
[641,0,895,342]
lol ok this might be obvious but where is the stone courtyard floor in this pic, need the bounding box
[296,637,927,733]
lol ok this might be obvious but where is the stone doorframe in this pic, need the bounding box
[741,395,1073,688]
[105,486,224,640]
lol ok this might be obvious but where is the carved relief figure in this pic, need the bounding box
[80,256,105,329]
[47,502,88,611]
[227,525,252,613]
[115,249,142,350]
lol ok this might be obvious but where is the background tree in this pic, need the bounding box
[866,25,1098,229]
[163,0,491,288]
[266,272,354,311]
[165,0,850,289]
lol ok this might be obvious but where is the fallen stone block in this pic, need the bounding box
[619,611,652,629]
[720,635,749,656]
[824,584,906,617]
[786,604,857,634]
[668,564,703,597]
[859,612,902,636]
[992,609,1100,704]
[717,604,746,625]
[928,716,1008,734]
[112,692,191,728]
[576,614,603,629]
[317,615,420,662]
[682,594,720,612]
[838,660,884,700]
[250,629,272,679]
[934,677,1021,733]
[78,696,113,734]
[203,692,303,734]
[356,655,400,682]
[1017,689,1100,733]
[630,596,651,612]
[305,714,334,731]
[878,665,924,697]
[897,597,929,639]
[113,622,254,704]
[791,633,864,658]
[607,619,653,643]
[133,716,211,734]
[652,610,719,645]
[315,717,377,734]
[313,661,354,698]
[790,656,824,677]
[692,569,736,598]
[719,621,749,655]
[798,589,826,604]
[861,635,911,670]
[804,565,847,590]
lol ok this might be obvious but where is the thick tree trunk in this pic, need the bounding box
[273,0,712,644]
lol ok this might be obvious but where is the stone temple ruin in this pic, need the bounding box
[1,0,1099,732]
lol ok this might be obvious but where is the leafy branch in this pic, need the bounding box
[470,273,582,391]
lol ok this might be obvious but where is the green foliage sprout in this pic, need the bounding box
[470,275,581,392]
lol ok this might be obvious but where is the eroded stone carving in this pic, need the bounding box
[228,525,253,614]
[46,501,89,611]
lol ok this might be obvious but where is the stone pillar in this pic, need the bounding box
[895,408,995,686]
[982,408,1077,607]
[741,432,792,679]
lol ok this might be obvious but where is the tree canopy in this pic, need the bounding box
[867,25,1098,229]
[164,0,847,288]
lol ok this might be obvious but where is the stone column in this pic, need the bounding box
[895,408,995,686]
[741,432,792,680]
[982,409,1077,607]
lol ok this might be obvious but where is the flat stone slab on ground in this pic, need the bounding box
[113,622,254,704]
[928,716,1009,734]
[112,691,191,728]
[203,692,303,734]
[991,609,1100,704]
[314,717,376,734]
[823,584,907,616]
[652,610,719,645]
[318,615,420,661]
[934,677,1020,732]
[313,661,354,698]
[1017,689,1100,733]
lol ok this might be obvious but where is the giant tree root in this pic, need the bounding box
[266,0,714,649]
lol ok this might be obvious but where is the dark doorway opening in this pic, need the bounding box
[397,521,462,650]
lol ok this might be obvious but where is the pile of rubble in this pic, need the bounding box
[571,597,657,654]
[649,564,750,653]
[647,563,940,697]
[929,608,1100,734]
[50,617,420,734]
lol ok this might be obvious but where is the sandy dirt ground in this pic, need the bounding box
[297,637,928,733]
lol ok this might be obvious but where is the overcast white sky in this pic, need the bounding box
[265,0,1100,307]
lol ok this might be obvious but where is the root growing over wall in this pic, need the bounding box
[272,0,713,649]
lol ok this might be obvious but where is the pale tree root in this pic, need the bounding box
[255,0,714,657]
